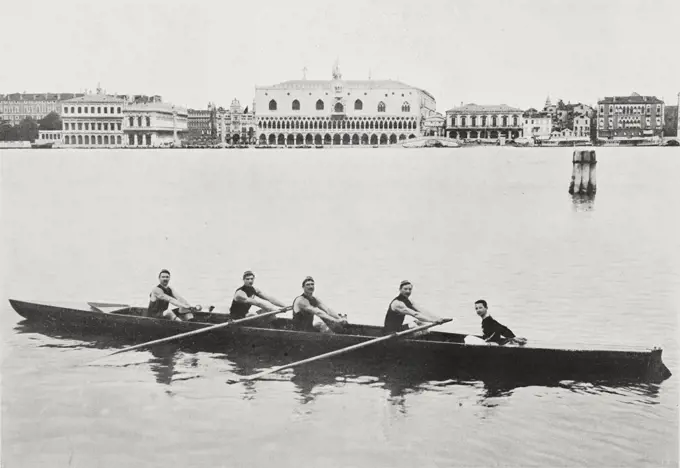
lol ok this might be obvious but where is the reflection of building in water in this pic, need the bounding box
[254,62,437,146]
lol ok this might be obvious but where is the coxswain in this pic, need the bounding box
[474,299,527,346]
[147,269,195,321]
[383,280,442,334]
[229,270,287,319]
[292,276,347,333]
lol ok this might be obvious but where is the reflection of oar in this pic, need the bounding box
[230,318,452,383]
[86,306,292,364]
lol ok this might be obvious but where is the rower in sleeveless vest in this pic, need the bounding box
[292,276,347,333]
[228,270,287,319]
[147,269,195,321]
[383,280,442,334]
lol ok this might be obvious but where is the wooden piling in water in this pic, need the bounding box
[588,150,597,194]
[569,149,597,195]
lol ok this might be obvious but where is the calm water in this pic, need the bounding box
[1,147,678,468]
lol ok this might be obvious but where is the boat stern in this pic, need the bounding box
[648,347,672,382]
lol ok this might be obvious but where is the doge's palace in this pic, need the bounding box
[254,63,436,146]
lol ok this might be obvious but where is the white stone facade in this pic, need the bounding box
[61,94,125,147]
[124,102,188,147]
[254,64,436,146]
[522,114,552,140]
[573,115,591,138]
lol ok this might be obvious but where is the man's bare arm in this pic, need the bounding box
[152,288,191,309]
[405,299,442,321]
[299,299,343,323]
[392,301,437,322]
[255,288,287,308]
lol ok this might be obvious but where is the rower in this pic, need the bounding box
[229,270,287,319]
[474,299,527,345]
[147,269,195,321]
[383,280,442,334]
[292,276,347,333]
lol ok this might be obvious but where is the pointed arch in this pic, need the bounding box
[292,100,300,111]
[269,100,277,111]
[316,99,324,110]
[401,102,410,112]
[354,99,363,110]
[377,101,386,113]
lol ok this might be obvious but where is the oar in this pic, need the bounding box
[230,318,452,383]
[86,306,292,364]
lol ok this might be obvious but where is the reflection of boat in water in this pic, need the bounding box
[13,318,665,410]
[9,299,672,383]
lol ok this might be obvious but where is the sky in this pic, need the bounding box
[1,0,679,111]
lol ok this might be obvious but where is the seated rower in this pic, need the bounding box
[229,270,287,320]
[147,269,196,321]
[474,299,527,346]
[292,276,347,333]
[383,280,442,334]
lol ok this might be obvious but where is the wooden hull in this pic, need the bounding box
[9,299,672,383]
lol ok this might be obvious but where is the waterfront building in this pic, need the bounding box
[573,114,591,138]
[445,103,523,140]
[423,112,446,136]
[254,63,436,146]
[61,93,126,147]
[37,130,63,144]
[0,93,83,125]
[521,110,552,140]
[216,99,257,145]
[124,102,188,147]
[187,105,217,144]
[597,93,664,140]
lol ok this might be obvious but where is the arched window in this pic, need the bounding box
[137,117,142,127]
[129,117,134,127]
[292,100,300,111]
[269,100,277,111]
[334,102,344,113]
[146,117,150,127]
[65,135,70,144]
[316,99,324,110]
[354,99,363,110]
[117,136,121,144]
[401,102,410,112]
[378,102,386,113]
[91,107,95,113]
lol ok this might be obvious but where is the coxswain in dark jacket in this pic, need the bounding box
[474,299,526,345]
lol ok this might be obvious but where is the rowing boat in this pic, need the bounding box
[8,299,672,383]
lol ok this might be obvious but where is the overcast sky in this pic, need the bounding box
[1,0,678,111]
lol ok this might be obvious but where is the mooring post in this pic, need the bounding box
[569,149,583,194]
[580,150,591,194]
[587,150,597,194]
